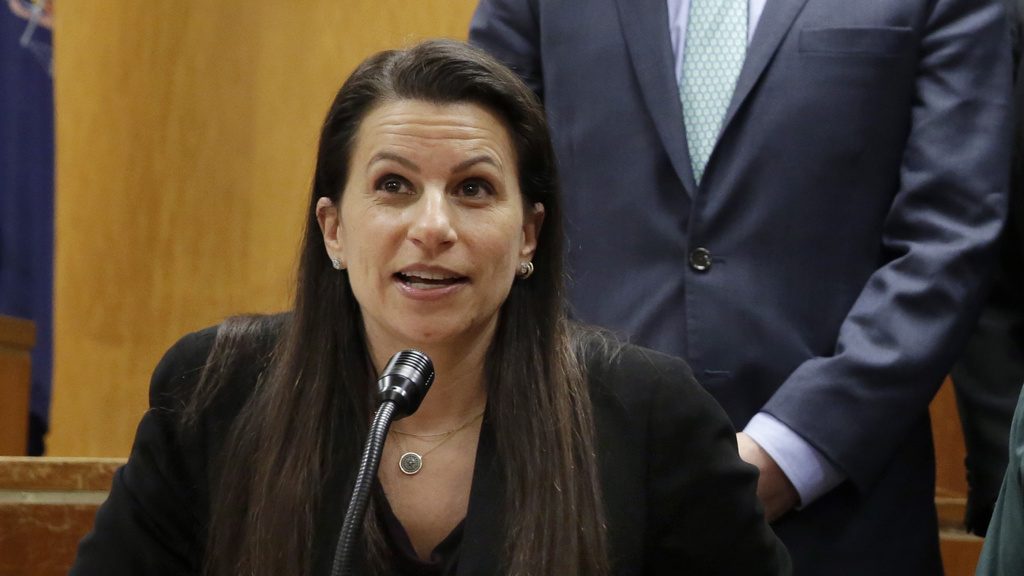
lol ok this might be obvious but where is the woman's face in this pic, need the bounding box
[317,99,544,356]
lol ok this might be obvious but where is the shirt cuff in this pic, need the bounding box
[744,412,846,508]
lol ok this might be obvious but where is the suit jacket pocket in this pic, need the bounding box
[798,26,914,57]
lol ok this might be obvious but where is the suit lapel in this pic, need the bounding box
[614,0,698,197]
[720,0,810,136]
[456,416,504,575]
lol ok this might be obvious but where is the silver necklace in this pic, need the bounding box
[391,410,484,475]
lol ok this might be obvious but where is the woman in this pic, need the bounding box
[70,40,789,575]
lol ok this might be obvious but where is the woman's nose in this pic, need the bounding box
[408,188,457,251]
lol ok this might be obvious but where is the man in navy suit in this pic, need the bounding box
[471,0,1012,573]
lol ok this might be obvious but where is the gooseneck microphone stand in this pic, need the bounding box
[330,350,435,576]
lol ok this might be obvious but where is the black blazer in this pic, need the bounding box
[70,321,790,575]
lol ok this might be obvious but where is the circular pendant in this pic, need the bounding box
[399,452,423,475]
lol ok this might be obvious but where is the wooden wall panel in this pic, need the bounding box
[0,316,34,455]
[50,1,478,456]
[0,456,123,576]
[931,378,984,575]
[933,377,970,497]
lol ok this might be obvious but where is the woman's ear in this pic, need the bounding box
[315,197,345,263]
[520,202,545,260]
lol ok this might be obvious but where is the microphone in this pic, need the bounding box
[331,350,435,576]
[376,349,435,418]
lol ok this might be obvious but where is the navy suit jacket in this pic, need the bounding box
[471,0,1012,573]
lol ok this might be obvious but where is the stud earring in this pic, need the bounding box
[331,256,343,270]
[517,261,534,279]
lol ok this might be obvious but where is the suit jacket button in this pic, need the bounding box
[689,247,712,272]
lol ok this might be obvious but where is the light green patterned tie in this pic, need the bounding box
[681,0,747,184]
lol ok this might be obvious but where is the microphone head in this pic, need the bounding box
[377,349,434,419]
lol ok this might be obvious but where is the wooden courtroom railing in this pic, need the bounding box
[0,315,34,456]
[0,457,123,576]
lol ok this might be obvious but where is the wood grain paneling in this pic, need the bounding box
[0,456,123,576]
[0,503,104,576]
[931,378,984,575]
[0,456,123,491]
[50,1,478,456]
[0,316,34,456]
[933,377,970,497]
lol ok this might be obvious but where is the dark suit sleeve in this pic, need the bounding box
[763,0,1013,493]
[469,0,544,98]
[622,349,792,575]
[69,329,216,575]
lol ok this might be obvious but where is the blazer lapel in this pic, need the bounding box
[457,416,505,575]
[614,0,698,197]
[720,0,811,135]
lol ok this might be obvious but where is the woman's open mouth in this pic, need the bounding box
[395,271,468,290]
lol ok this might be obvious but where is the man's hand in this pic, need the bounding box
[736,432,800,522]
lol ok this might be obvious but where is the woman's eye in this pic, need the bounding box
[458,180,492,198]
[376,176,412,195]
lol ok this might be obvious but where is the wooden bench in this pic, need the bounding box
[0,457,123,576]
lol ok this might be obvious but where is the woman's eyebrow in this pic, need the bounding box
[368,151,420,173]
[452,155,500,173]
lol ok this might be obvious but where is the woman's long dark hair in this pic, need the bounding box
[188,40,609,576]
